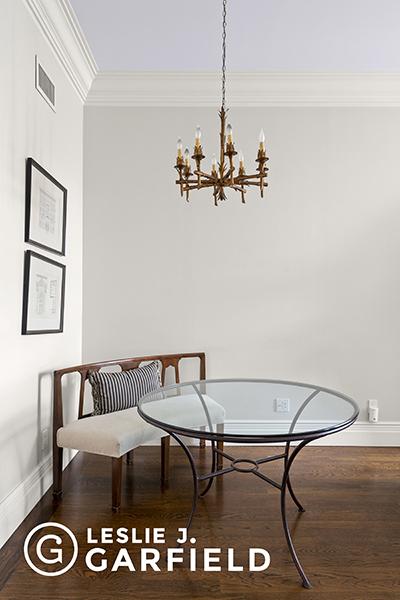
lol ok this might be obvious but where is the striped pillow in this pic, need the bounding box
[89,361,161,416]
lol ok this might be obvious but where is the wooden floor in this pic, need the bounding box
[0,446,399,599]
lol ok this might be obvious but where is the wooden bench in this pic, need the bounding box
[53,352,209,511]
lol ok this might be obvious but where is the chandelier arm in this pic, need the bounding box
[236,173,267,180]
[182,179,207,185]
[183,182,216,191]
[194,170,218,181]
[229,185,248,193]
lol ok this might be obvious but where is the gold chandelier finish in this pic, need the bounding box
[174,0,269,206]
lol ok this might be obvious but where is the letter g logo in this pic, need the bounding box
[36,534,63,564]
[24,522,78,576]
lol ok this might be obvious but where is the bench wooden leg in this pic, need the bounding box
[53,445,63,498]
[161,435,170,484]
[112,457,123,512]
[126,450,134,465]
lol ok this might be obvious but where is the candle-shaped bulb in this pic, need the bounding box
[211,154,217,173]
[184,147,190,166]
[194,126,201,151]
[227,123,233,144]
[259,129,265,150]
[177,138,183,158]
[239,151,244,168]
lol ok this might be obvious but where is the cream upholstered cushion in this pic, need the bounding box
[57,394,225,458]
[57,407,162,458]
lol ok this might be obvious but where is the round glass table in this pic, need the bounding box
[138,378,359,588]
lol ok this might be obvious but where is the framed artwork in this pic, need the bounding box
[22,251,66,335]
[25,158,67,255]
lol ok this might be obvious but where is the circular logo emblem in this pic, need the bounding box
[24,522,78,577]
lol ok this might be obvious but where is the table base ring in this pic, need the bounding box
[231,458,259,472]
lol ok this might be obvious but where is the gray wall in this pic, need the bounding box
[0,0,83,546]
[83,105,400,423]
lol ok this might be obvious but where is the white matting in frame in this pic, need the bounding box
[25,158,67,256]
[22,251,66,334]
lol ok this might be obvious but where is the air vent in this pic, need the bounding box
[35,56,55,111]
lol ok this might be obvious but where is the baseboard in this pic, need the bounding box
[0,457,52,549]
[146,421,400,447]
[222,420,400,446]
[0,449,76,550]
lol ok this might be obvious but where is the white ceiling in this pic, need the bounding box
[69,0,400,72]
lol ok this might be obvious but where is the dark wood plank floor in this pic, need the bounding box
[1,446,399,599]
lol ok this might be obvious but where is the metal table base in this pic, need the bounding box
[169,432,314,589]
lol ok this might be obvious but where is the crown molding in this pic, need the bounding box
[24,0,98,102]
[86,71,400,107]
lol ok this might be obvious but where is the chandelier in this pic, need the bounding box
[174,0,269,206]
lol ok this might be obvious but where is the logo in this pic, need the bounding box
[23,522,78,576]
[23,524,271,576]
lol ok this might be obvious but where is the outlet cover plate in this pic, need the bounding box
[275,398,290,413]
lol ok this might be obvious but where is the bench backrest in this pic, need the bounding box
[53,352,206,432]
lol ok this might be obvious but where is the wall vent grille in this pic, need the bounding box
[35,56,55,111]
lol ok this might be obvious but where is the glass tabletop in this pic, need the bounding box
[138,379,359,442]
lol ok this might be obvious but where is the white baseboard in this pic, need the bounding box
[0,456,53,549]
[0,449,76,550]
[221,420,400,446]
[147,420,400,447]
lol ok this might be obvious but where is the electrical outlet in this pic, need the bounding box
[275,398,290,413]
[368,399,379,423]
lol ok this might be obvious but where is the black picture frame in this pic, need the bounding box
[21,250,66,335]
[25,157,67,256]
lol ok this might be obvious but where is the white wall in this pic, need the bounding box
[0,0,83,546]
[83,105,400,427]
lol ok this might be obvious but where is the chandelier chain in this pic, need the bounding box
[221,0,227,109]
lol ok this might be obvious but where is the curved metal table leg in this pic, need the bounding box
[170,429,313,588]
[281,439,312,589]
[199,440,217,497]
[285,442,305,513]
[169,432,199,530]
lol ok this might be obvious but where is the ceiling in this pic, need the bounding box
[69,0,400,73]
